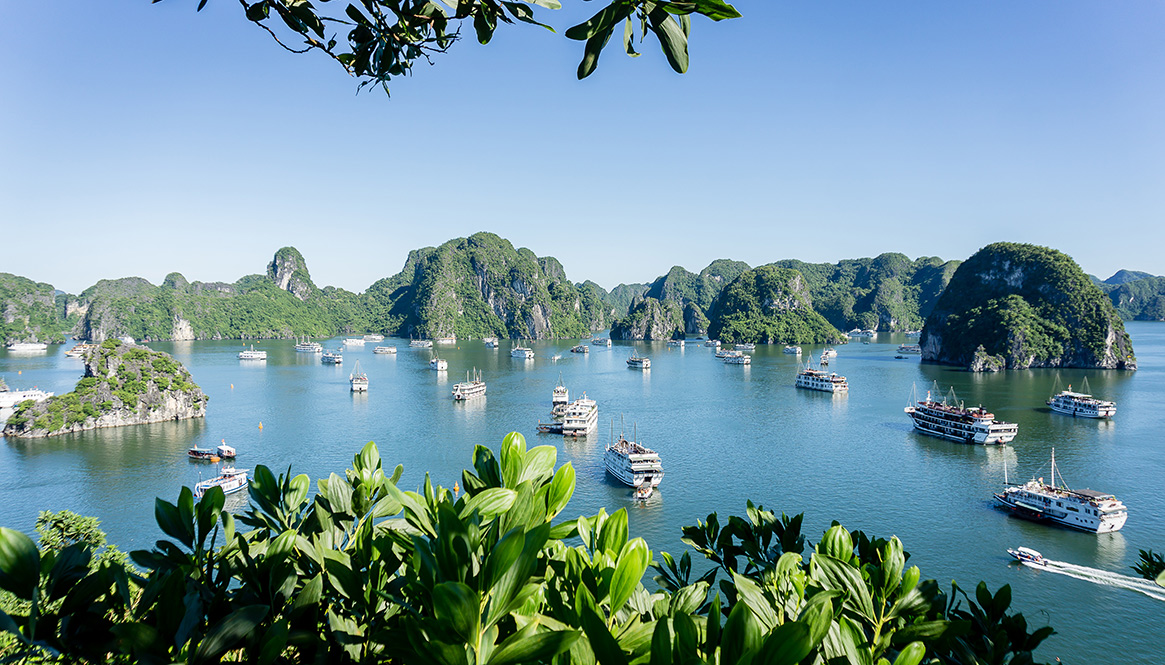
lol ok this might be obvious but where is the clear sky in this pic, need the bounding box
[3,1,1164,294]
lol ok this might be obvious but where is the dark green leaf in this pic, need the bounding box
[0,527,40,599]
[193,605,268,663]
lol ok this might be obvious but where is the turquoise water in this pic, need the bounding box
[3,326,1163,663]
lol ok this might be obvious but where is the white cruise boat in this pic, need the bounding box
[667,340,685,348]
[435,337,457,345]
[904,330,922,338]
[570,344,589,354]
[410,339,433,348]
[363,334,384,342]
[64,343,97,358]
[897,344,922,354]
[591,338,611,347]
[484,337,498,348]
[6,342,48,352]
[551,375,570,416]
[322,349,343,364]
[373,345,397,354]
[604,428,663,490]
[724,352,751,365]
[904,387,1017,445]
[735,342,756,351]
[995,450,1127,533]
[238,345,267,360]
[783,345,802,355]
[562,394,598,436]
[820,347,838,359]
[343,337,365,346]
[704,339,720,348]
[626,350,650,369]
[796,358,848,393]
[429,354,448,371]
[714,348,733,359]
[511,345,534,360]
[194,467,249,499]
[452,369,486,400]
[295,336,323,353]
[1047,386,1115,419]
[847,329,876,338]
[350,360,368,392]
[0,388,54,409]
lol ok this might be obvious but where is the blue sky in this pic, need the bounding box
[3,1,1164,294]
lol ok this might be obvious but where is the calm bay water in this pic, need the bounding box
[3,325,1164,663]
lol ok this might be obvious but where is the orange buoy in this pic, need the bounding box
[453,482,460,495]
[258,422,263,430]
[230,384,234,390]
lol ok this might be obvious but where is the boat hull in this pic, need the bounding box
[1048,403,1116,419]
[994,493,1127,533]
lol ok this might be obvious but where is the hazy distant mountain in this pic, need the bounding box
[1105,269,1156,285]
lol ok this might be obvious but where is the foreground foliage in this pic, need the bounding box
[1132,549,1165,588]
[0,434,1055,663]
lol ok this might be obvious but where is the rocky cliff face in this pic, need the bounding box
[920,243,1136,371]
[267,247,316,301]
[683,303,709,335]
[72,250,366,342]
[610,297,685,340]
[363,233,598,340]
[707,266,845,344]
[0,273,77,345]
[770,254,960,332]
[2,340,207,438]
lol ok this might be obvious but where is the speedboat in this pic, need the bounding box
[1006,547,1046,567]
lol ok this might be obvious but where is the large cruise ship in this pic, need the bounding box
[562,395,597,436]
[452,369,486,400]
[904,387,1017,444]
[795,360,848,393]
[1047,386,1116,419]
[6,342,48,352]
[0,387,54,409]
[994,450,1127,533]
[604,428,664,490]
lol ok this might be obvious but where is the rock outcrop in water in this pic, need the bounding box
[920,243,1136,371]
[706,266,845,344]
[610,297,685,340]
[2,340,207,438]
[362,232,603,340]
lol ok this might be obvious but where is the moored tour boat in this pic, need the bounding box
[795,357,848,393]
[1047,385,1116,419]
[6,342,48,352]
[363,334,384,342]
[187,446,221,462]
[410,339,433,348]
[295,336,323,353]
[350,360,369,392]
[604,425,664,490]
[994,449,1127,533]
[724,352,751,365]
[735,342,756,351]
[322,349,343,364]
[704,339,720,348]
[373,346,397,354]
[238,345,267,360]
[562,395,597,436]
[571,344,589,354]
[0,387,54,409]
[820,347,837,359]
[65,343,96,358]
[904,385,1017,445]
[897,344,922,354]
[783,345,802,355]
[627,350,650,369]
[511,345,534,360]
[667,340,685,348]
[194,467,249,498]
[484,337,498,348]
[591,338,611,347]
[452,369,486,400]
[429,354,448,371]
[343,337,365,346]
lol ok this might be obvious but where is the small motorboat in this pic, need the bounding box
[537,421,564,434]
[633,483,654,501]
[194,467,249,499]
[216,441,237,459]
[1006,547,1046,566]
[188,446,220,462]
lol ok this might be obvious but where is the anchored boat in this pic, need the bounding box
[994,449,1127,533]
[904,384,1017,445]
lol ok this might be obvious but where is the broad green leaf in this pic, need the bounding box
[812,554,875,622]
[193,604,269,663]
[1156,569,1165,588]
[483,528,525,591]
[721,601,762,665]
[258,619,289,665]
[649,618,672,665]
[579,604,629,665]
[155,497,193,549]
[690,0,742,20]
[487,625,580,665]
[565,1,633,40]
[195,485,223,548]
[434,582,481,642]
[610,539,649,613]
[647,9,688,74]
[45,543,91,601]
[817,525,854,561]
[623,17,640,57]
[0,608,26,643]
[757,621,815,665]
[596,508,628,557]
[460,487,517,519]
[799,589,841,648]
[500,432,527,487]
[732,572,779,631]
[519,445,557,486]
[891,642,926,665]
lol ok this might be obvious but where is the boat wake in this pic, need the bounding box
[1023,559,1165,602]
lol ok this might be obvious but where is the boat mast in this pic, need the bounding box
[1051,448,1056,488]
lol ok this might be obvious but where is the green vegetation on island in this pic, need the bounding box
[363,233,602,340]
[610,297,686,340]
[0,273,79,346]
[920,243,1136,371]
[0,434,1056,664]
[605,282,650,319]
[707,266,846,344]
[770,254,960,333]
[2,339,207,438]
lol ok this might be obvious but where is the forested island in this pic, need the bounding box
[0,234,1156,370]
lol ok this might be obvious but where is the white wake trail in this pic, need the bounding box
[1027,560,1165,602]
